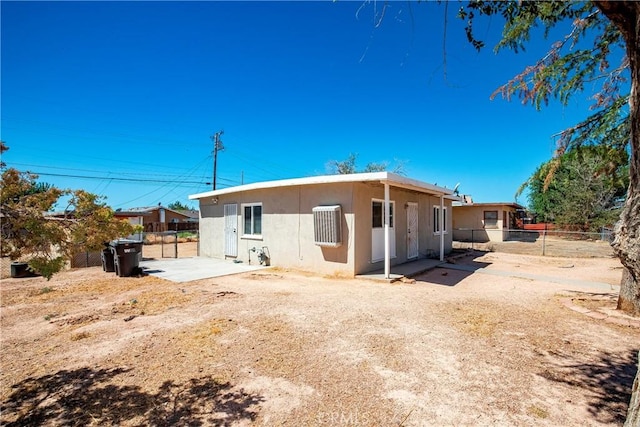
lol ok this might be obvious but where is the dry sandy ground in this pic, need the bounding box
[1,251,638,426]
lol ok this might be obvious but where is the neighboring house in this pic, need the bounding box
[189,172,459,278]
[452,201,524,242]
[113,210,151,240]
[177,209,200,225]
[120,205,198,232]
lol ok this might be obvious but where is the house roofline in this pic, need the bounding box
[189,172,458,200]
[123,206,192,218]
[114,211,152,217]
[453,202,524,209]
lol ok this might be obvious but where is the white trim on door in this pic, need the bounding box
[224,204,238,257]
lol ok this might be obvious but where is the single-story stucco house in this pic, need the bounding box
[189,172,459,278]
[452,201,524,242]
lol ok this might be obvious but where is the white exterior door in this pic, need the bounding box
[407,202,419,259]
[371,200,396,262]
[224,204,238,257]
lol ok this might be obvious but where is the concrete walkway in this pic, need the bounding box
[140,257,266,283]
[440,262,619,292]
[358,257,637,328]
[436,263,637,327]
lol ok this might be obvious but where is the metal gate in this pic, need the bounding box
[141,232,177,259]
[160,231,178,258]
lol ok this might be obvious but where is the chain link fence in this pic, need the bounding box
[68,231,199,269]
[142,231,177,258]
[453,228,615,258]
[71,251,103,268]
[142,231,199,259]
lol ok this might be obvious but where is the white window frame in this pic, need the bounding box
[433,206,448,235]
[241,202,263,240]
[483,210,499,229]
[372,199,395,229]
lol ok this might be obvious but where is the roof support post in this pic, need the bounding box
[440,194,445,262]
[384,182,391,279]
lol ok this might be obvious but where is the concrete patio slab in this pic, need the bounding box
[139,257,266,283]
[357,258,444,282]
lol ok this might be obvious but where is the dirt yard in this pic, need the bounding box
[454,236,615,258]
[1,251,638,426]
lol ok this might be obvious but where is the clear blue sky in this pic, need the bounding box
[1,1,601,209]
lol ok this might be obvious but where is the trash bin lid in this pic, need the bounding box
[110,239,143,246]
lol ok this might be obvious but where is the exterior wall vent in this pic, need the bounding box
[313,205,342,247]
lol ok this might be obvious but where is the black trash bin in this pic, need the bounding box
[101,248,115,272]
[110,239,143,277]
[10,262,31,278]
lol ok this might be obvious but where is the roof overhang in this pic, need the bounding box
[452,202,524,209]
[114,211,152,217]
[189,172,459,201]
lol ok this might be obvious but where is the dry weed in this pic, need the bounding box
[527,405,549,419]
[70,331,90,341]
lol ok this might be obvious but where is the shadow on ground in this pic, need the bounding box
[414,267,476,287]
[413,251,491,287]
[1,367,264,426]
[539,348,638,424]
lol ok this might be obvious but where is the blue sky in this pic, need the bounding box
[1,1,605,209]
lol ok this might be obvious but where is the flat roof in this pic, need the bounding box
[453,202,524,209]
[114,210,152,217]
[189,172,458,200]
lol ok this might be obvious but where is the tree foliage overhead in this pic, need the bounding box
[1,155,140,279]
[326,153,406,175]
[460,1,630,159]
[518,145,628,230]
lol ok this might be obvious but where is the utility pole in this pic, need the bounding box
[211,130,224,190]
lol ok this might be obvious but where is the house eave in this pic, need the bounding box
[189,172,457,201]
[452,202,524,209]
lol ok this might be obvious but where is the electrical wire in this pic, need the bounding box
[9,161,209,178]
[14,170,209,185]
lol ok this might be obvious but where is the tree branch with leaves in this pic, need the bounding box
[1,151,140,279]
[326,153,406,175]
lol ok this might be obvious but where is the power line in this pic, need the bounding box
[16,170,210,185]
[9,161,211,178]
[14,168,240,186]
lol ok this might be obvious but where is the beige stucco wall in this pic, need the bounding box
[452,205,516,242]
[352,183,453,274]
[198,182,453,276]
[199,183,356,276]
